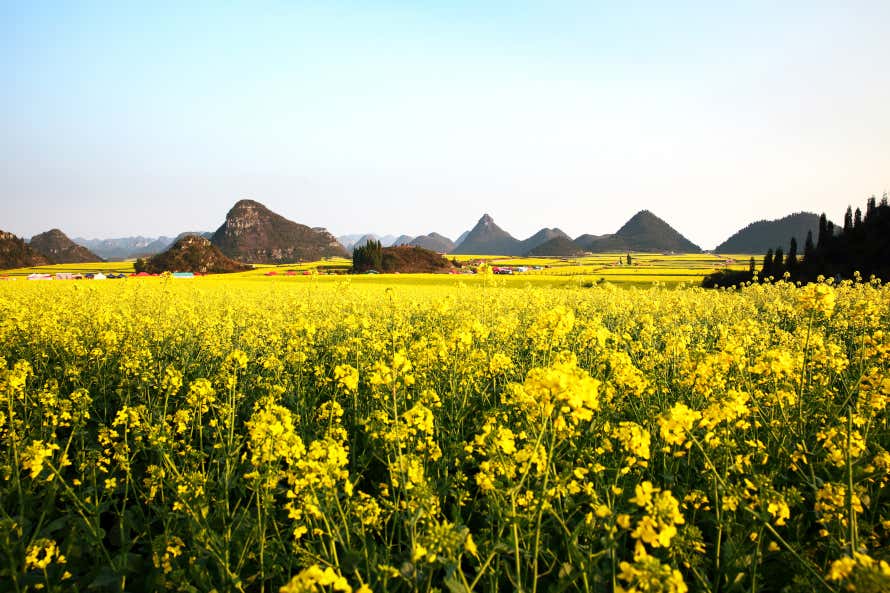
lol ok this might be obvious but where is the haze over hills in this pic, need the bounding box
[408,232,455,253]
[391,235,414,247]
[0,230,50,269]
[29,228,103,263]
[337,234,398,250]
[714,212,824,254]
[450,214,523,255]
[6,202,853,265]
[140,234,251,274]
[349,234,381,252]
[73,236,176,260]
[211,199,348,264]
[518,228,571,254]
[527,235,585,257]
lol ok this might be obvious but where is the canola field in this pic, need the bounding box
[1,276,888,592]
[1,252,749,287]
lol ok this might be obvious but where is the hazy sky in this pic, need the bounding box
[2,1,889,249]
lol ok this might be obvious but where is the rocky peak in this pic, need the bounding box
[29,228,103,263]
[211,199,349,264]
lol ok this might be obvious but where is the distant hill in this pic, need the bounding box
[527,235,585,257]
[705,195,890,287]
[573,233,601,247]
[339,233,399,250]
[350,234,380,252]
[409,232,455,253]
[450,214,522,255]
[337,234,364,251]
[381,246,455,273]
[353,242,455,273]
[715,212,823,254]
[74,236,175,260]
[454,230,470,249]
[140,235,251,274]
[29,229,103,263]
[575,210,701,253]
[391,234,414,246]
[0,230,50,269]
[519,228,570,254]
[211,199,348,264]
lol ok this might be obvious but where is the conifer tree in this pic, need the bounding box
[866,195,877,220]
[854,207,862,228]
[844,206,853,233]
[804,230,815,261]
[786,237,798,275]
[762,249,774,277]
[774,247,784,276]
[352,239,383,273]
[817,213,828,248]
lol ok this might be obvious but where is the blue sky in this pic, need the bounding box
[2,1,889,248]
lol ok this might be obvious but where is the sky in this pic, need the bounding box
[2,1,889,250]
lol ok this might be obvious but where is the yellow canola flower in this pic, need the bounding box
[21,440,60,480]
[25,538,66,570]
[658,403,701,447]
[280,565,352,593]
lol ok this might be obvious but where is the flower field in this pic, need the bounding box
[1,276,888,592]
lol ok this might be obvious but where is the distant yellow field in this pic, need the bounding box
[1,252,755,286]
[0,261,136,276]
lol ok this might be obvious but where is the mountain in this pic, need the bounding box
[336,234,365,251]
[29,229,103,263]
[409,232,455,253]
[351,234,381,252]
[73,236,175,260]
[450,214,523,255]
[715,212,823,254]
[573,233,601,248]
[0,230,50,269]
[211,199,348,264]
[519,228,571,254]
[140,235,251,274]
[454,230,470,248]
[527,236,585,257]
[391,234,414,246]
[173,231,213,243]
[575,210,701,253]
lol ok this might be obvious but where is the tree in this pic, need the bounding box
[843,206,853,233]
[786,237,798,275]
[817,213,828,248]
[762,249,774,277]
[866,195,877,220]
[803,230,815,261]
[352,239,382,273]
[854,207,862,228]
[626,253,632,266]
[749,257,756,273]
[134,258,146,273]
[774,247,785,276]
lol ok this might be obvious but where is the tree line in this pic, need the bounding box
[704,193,890,287]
